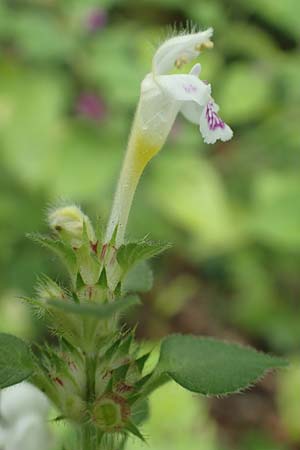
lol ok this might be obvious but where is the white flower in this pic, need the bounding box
[105,27,233,246]
[137,27,233,148]
[0,382,52,450]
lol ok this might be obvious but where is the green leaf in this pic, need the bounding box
[122,261,153,294]
[117,239,171,273]
[159,335,288,396]
[0,333,34,388]
[47,296,140,319]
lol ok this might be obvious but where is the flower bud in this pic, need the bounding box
[91,394,130,432]
[48,205,96,248]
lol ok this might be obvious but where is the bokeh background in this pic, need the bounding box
[0,0,300,449]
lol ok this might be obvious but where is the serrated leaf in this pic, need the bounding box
[27,233,77,285]
[122,261,153,294]
[159,335,288,396]
[0,333,34,388]
[47,295,140,319]
[117,240,171,273]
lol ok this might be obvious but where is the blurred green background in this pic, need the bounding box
[0,0,300,449]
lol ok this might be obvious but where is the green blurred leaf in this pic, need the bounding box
[27,233,78,283]
[220,23,278,59]
[0,333,34,388]
[84,26,146,106]
[151,152,240,255]
[0,66,68,188]
[48,295,140,318]
[251,172,300,249]
[159,335,287,395]
[238,0,300,39]
[218,63,273,124]
[13,12,77,61]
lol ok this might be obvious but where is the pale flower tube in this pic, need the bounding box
[105,28,233,247]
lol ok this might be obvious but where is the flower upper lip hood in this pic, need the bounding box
[138,27,233,146]
[152,27,214,75]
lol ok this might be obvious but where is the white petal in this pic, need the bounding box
[137,73,180,146]
[199,100,233,144]
[180,101,202,124]
[0,382,50,424]
[0,427,7,447]
[8,415,51,450]
[179,64,206,124]
[157,73,211,106]
[190,62,202,77]
[153,28,213,75]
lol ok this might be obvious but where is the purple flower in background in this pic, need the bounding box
[76,93,106,121]
[85,8,107,32]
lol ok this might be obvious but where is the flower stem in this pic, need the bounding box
[78,354,100,450]
[85,353,96,402]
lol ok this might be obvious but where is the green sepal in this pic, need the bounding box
[125,420,146,442]
[135,353,151,374]
[98,267,108,289]
[113,363,131,383]
[76,221,102,285]
[104,337,123,362]
[158,334,288,396]
[117,333,134,356]
[27,233,78,286]
[133,373,153,391]
[104,376,114,394]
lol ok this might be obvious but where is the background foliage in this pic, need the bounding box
[0,0,299,449]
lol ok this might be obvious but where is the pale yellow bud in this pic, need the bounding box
[48,205,96,248]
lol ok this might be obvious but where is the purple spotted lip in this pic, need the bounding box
[206,101,225,131]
